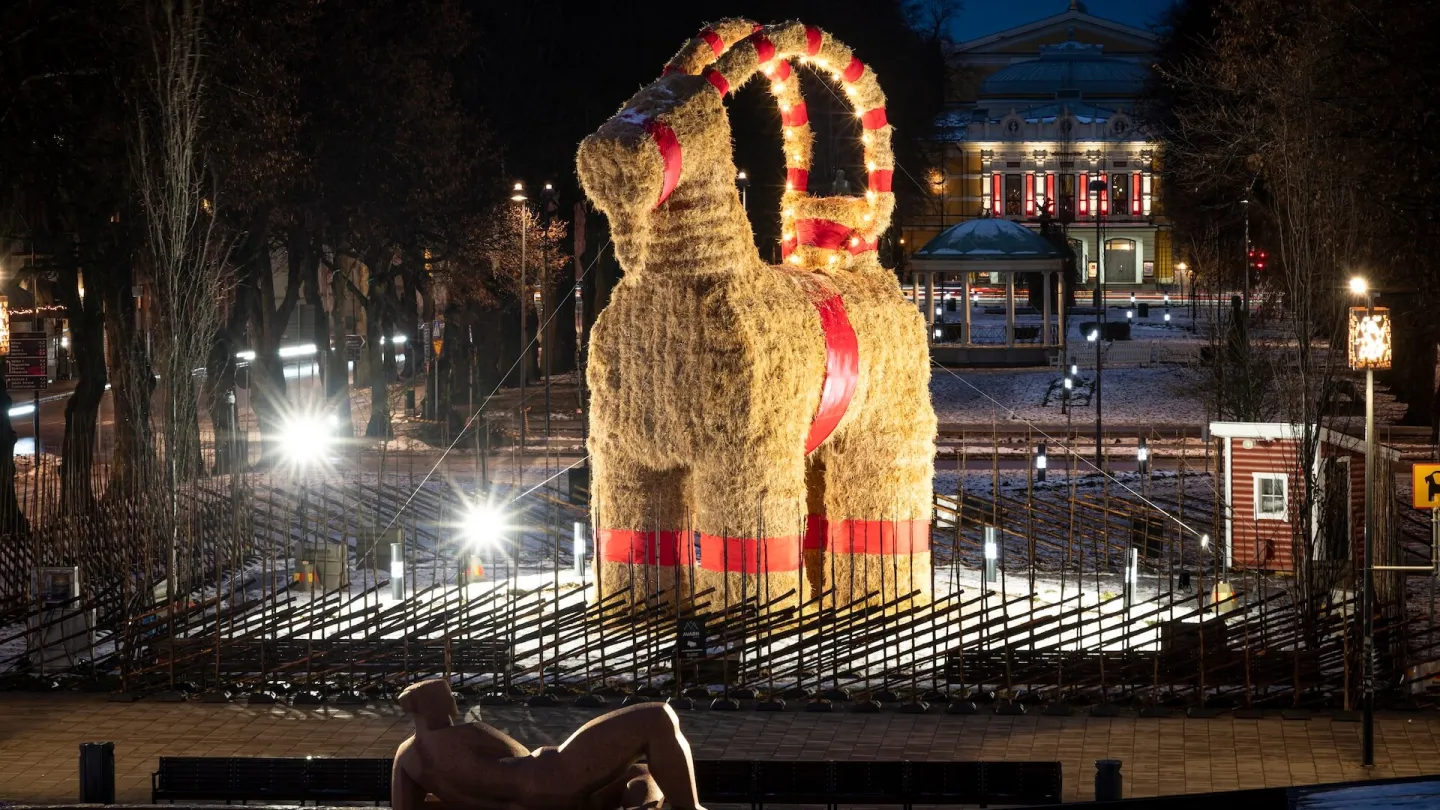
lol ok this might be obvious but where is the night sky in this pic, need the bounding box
[951,0,1175,41]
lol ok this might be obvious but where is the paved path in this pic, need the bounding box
[0,696,1438,804]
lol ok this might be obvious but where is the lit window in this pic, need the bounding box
[1254,473,1288,520]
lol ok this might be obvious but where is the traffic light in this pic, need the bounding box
[1248,248,1268,272]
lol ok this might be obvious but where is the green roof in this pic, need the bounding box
[913,218,1067,260]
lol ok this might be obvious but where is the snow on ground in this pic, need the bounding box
[931,365,1207,427]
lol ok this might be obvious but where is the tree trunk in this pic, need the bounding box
[327,257,354,436]
[363,254,392,439]
[104,266,156,500]
[0,382,31,537]
[59,300,106,512]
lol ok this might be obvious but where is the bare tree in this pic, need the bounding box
[132,0,230,595]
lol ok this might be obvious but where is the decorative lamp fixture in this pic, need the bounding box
[1125,309,1134,320]
[1069,357,1078,376]
[1348,307,1392,370]
[1034,442,1047,482]
[390,542,405,600]
[1129,292,1136,305]
[983,525,1000,583]
[1137,437,1150,474]
[510,182,526,202]
[1163,293,1171,305]
[1200,533,1210,549]
[1063,375,1073,392]
[1164,310,1171,323]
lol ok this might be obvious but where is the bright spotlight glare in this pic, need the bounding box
[1349,276,1368,296]
[463,505,506,548]
[281,416,333,464]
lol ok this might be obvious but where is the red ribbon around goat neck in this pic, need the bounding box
[641,119,682,208]
[804,292,859,454]
[786,168,810,193]
[795,219,853,251]
[868,169,893,193]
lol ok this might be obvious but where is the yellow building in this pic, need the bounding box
[907,1,1173,289]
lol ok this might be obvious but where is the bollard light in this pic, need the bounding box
[1129,292,1136,305]
[983,526,1000,583]
[1164,310,1171,323]
[1137,437,1150,475]
[573,522,587,579]
[1126,309,1134,320]
[1163,293,1171,305]
[1069,357,1078,376]
[1034,442,1048,482]
[390,542,405,600]
[1064,376,1073,391]
[1124,547,1139,606]
[933,327,943,340]
[1200,533,1210,549]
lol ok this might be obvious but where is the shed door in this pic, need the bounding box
[1317,456,1351,561]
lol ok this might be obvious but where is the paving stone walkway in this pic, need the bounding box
[0,696,1438,804]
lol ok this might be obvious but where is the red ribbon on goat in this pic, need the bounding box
[698,534,801,573]
[599,529,696,565]
[641,119,682,208]
[804,291,859,454]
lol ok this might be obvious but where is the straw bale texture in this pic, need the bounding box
[579,22,934,613]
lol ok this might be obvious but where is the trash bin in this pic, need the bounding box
[79,742,115,804]
[1095,759,1122,801]
[1138,302,1150,318]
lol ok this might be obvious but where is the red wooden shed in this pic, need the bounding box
[1209,421,1400,572]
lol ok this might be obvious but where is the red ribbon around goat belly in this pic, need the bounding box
[798,275,859,455]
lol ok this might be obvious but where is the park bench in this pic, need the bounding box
[151,756,390,804]
[693,759,1062,808]
[154,756,1060,808]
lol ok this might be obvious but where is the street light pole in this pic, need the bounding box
[511,182,527,489]
[1090,178,1107,468]
[1348,274,1388,768]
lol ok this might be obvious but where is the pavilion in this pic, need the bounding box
[910,216,1068,366]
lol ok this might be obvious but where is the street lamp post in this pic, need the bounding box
[511,182,528,487]
[1348,275,1391,768]
[1089,178,1108,468]
[736,170,749,211]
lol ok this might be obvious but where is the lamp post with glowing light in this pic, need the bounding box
[1089,177,1108,468]
[511,182,528,487]
[736,170,749,211]
[1348,275,1390,767]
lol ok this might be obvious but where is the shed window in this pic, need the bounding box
[1254,473,1288,520]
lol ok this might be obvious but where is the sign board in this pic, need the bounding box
[345,335,365,360]
[5,376,48,392]
[1413,463,1440,509]
[676,618,707,663]
[431,319,444,358]
[6,331,48,392]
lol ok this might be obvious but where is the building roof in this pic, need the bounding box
[980,41,1151,99]
[1208,422,1403,462]
[951,2,1158,56]
[914,217,1067,261]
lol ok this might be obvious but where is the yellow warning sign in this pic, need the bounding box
[1413,464,1440,509]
